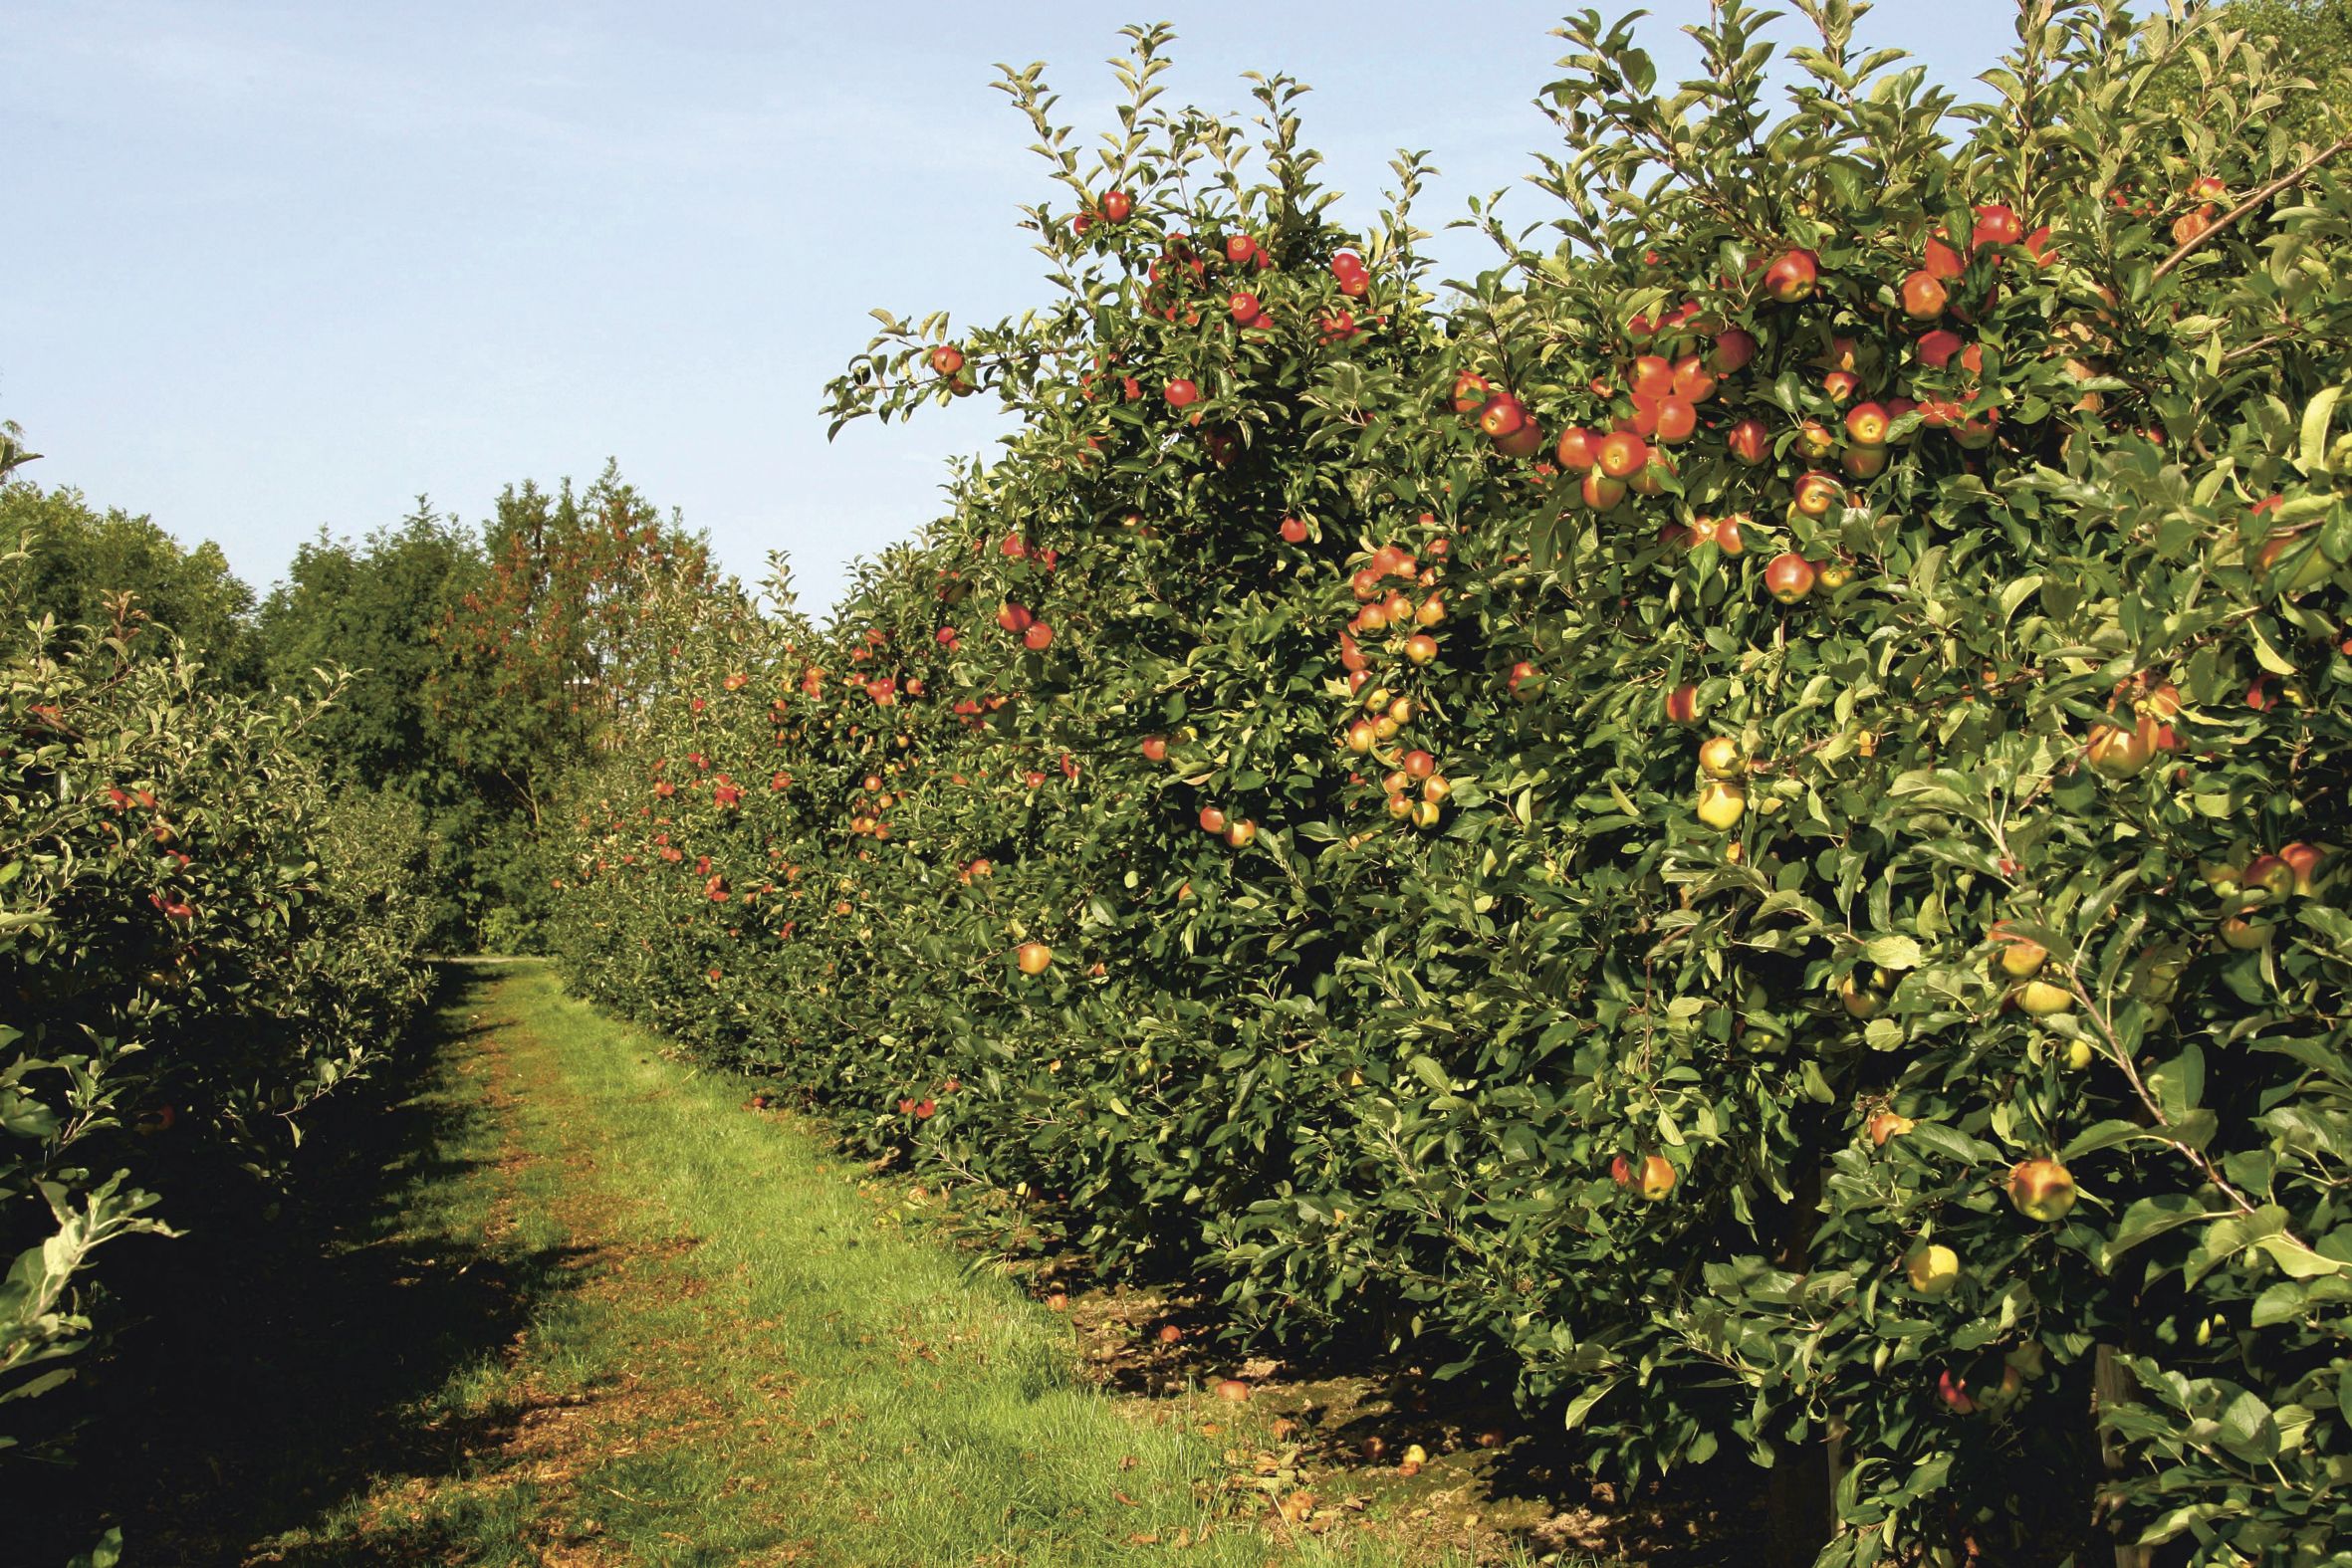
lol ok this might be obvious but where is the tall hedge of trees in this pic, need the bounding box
[1,452,438,1501]
[0,441,697,1545]
[544,4,2352,1561]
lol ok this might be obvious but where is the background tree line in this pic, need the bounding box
[0,431,708,950]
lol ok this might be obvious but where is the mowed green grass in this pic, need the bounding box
[256,961,1561,1568]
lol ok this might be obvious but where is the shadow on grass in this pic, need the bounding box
[6,963,595,1567]
[998,1260,1764,1565]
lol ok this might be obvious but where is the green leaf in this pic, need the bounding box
[1904,1121,1991,1165]
[1864,934,1924,970]
[2249,1282,2306,1326]
[1562,1374,1620,1432]
[2215,1388,2280,1463]
[1998,575,2042,625]
[2147,1046,2205,1124]
[2300,385,2343,475]
[2058,1119,2149,1162]
[2250,618,2298,676]
[2100,1194,2219,1271]
[2253,1233,2345,1279]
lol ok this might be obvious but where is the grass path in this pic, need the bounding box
[197,960,1537,1568]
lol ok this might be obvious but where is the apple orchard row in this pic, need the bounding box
[548,11,2352,1565]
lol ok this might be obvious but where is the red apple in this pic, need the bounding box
[1972,203,2023,248]
[1727,418,1770,465]
[2242,853,2296,901]
[2085,722,2153,778]
[1493,420,1544,460]
[1765,553,1817,603]
[2006,1158,2077,1222]
[1671,354,1718,403]
[1900,269,1948,320]
[1793,472,1844,518]
[1711,328,1758,373]
[1597,430,1650,479]
[1652,395,1697,444]
[1843,444,1889,479]
[1918,330,1966,369]
[1637,1154,1677,1200]
[1478,393,1529,438]
[1581,470,1628,510]
[2220,916,2273,951]
[1989,921,2048,978]
[1764,249,1820,303]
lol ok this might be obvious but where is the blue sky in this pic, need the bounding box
[6,1,2022,614]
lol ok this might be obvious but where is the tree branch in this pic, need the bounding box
[2150,133,2352,282]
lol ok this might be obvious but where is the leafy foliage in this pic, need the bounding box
[545,5,2352,1561]
[2191,0,2352,145]
[1,475,261,686]
[247,468,708,949]
[0,546,435,1469]
[431,465,712,819]
[259,504,480,794]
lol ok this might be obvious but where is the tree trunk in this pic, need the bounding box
[2093,1344,2151,1568]
[1764,1159,1835,1567]
[1765,1439,1834,1568]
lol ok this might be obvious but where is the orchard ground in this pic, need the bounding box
[34,961,1759,1566]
